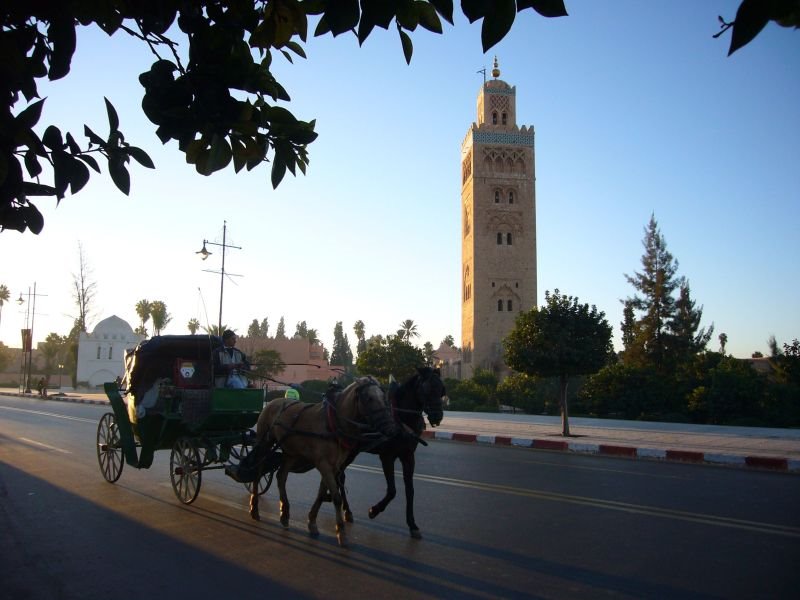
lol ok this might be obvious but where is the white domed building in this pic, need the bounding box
[76,315,144,387]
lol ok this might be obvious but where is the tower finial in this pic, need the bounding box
[492,56,500,79]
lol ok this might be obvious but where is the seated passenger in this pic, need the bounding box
[214,330,251,388]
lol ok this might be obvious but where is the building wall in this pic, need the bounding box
[461,65,537,379]
[237,336,342,389]
[76,315,144,387]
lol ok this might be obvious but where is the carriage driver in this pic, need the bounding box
[214,330,251,388]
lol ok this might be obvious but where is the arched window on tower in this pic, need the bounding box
[498,300,503,311]
[96,346,101,359]
[507,300,513,311]
[502,112,507,125]
[507,232,512,245]
[497,232,502,245]
[508,191,514,204]
[494,190,500,203]
[108,347,113,360]
[492,112,498,125]
[463,206,470,237]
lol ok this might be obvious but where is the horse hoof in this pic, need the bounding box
[344,510,354,523]
[410,528,422,540]
[337,533,348,548]
[249,510,260,522]
[280,515,290,529]
[368,507,378,520]
[308,523,319,537]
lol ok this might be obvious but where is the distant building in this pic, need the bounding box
[433,342,462,380]
[237,336,342,389]
[76,315,144,387]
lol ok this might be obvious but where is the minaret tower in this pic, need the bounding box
[460,58,537,378]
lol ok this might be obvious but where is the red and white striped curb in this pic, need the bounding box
[422,430,800,473]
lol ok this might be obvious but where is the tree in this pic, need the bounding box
[72,242,96,333]
[442,334,455,347]
[294,320,308,339]
[0,342,11,374]
[150,300,171,335]
[353,320,366,355]
[423,341,435,365]
[306,328,319,346]
[1,2,573,234]
[259,317,269,337]
[624,215,683,371]
[247,319,261,338]
[667,282,713,368]
[330,321,353,369]
[399,319,419,342]
[275,317,287,340]
[135,299,152,338]
[504,289,613,436]
[202,324,229,336]
[250,349,284,383]
[39,333,67,376]
[355,335,425,382]
[719,332,728,355]
[187,318,200,335]
[0,284,9,329]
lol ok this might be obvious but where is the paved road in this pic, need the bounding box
[2,396,799,599]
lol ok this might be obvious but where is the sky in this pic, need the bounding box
[1,1,798,360]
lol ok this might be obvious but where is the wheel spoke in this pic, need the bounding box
[96,413,124,483]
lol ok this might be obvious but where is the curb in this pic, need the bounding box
[422,430,800,474]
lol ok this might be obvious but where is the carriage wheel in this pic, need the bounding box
[96,412,124,483]
[170,438,202,504]
[235,442,273,496]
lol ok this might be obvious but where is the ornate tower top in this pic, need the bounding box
[492,56,500,79]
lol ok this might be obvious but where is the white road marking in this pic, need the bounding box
[18,437,72,454]
[0,405,97,424]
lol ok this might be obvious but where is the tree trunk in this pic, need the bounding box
[560,375,570,436]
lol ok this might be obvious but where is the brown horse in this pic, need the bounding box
[247,376,396,547]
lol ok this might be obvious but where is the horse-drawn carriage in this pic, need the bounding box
[96,333,448,545]
[96,335,266,504]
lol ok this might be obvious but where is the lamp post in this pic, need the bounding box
[16,283,46,394]
[197,221,242,334]
[58,363,64,390]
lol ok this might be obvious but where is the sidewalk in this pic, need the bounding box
[3,388,799,473]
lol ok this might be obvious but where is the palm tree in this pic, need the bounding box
[202,324,229,337]
[0,284,9,330]
[135,299,151,338]
[150,301,171,336]
[188,318,200,335]
[353,320,365,342]
[306,328,320,346]
[399,319,419,342]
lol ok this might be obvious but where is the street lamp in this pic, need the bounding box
[58,363,64,390]
[17,283,45,394]
[196,221,242,334]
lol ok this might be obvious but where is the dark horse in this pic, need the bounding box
[245,376,397,547]
[338,366,446,539]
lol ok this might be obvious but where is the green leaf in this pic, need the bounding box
[397,1,420,31]
[69,157,90,194]
[271,156,287,188]
[207,135,232,172]
[418,2,443,34]
[728,0,770,55]
[314,16,332,37]
[108,155,131,195]
[16,99,45,129]
[22,182,57,196]
[127,146,155,169]
[47,17,76,81]
[481,0,516,52]
[83,125,105,147]
[517,0,569,18]
[65,132,81,155]
[105,98,120,132]
[285,41,307,59]
[462,0,492,23]
[24,150,42,178]
[77,154,100,173]
[399,29,413,64]
[24,203,45,234]
[42,125,63,151]
[324,0,360,36]
[429,0,455,24]
[52,151,70,197]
